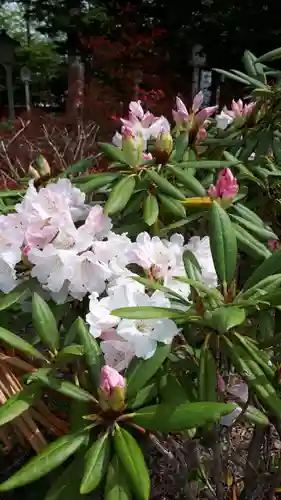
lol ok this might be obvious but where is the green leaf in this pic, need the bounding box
[199,336,217,401]
[230,214,277,242]
[233,223,271,260]
[98,143,127,163]
[160,373,190,405]
[182,249,202,281]
[79,173,120,194]
[230,69,269,89]
[44,454,86,500]
[62,158,93,177]
[111,306,185,319]
[232,203,266,227]
[76,317,103,388]
[204,306,246,334]
[168,166,206,196]
[176,160,239,169]
[223,336,281,421]
[209,201,237,285]
[157,194,186,218]
[0,384,41,427]
[143,194,159,226]
[114,426,150,500]
[257,47,281,63]
[146,169,185,200]
[244,406,269,426]
[131,402,235,432]
[128,382,157,409]
[80,432,111,494]
[28,369,96,402]
[0,326,45,360]
[0,280,32,311]
[105,455,132,500]
[126,344,170,398]
[0,430,88,491]
[32,292,59,352]
[243,248,281,290]
[54,344,84,365]
[213,68,254,85]
[237,274,281,302]
[104,176,136,215]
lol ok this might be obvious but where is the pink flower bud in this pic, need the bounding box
[216,375,226,393]
[99,365,126,412]
[268,239,279,250]
[208,168,238,203]
[100,365,125,395]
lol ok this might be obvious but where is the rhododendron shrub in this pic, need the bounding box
[3,45,281,499]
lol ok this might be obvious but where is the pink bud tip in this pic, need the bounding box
[99,365,125,395]
[208,168,238,199]
[268,239,279,250]
[216,375,226,393]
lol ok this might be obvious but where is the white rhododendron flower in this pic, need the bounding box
[116,290,179,359]
[0,176,218,365]
[215,110,234,130]
[0,246,22,293]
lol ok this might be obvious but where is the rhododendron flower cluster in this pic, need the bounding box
[112,100,170,155]
[172,92,218,140]
[0,178,217,368]
[216,99,255,130]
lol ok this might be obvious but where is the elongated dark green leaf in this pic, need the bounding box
[104,176,136,215]
[80,433,111,494]
[199,337,216,401]
[232,203,266,227]
[204,306,246,334]
[230,69,269,89]
[209,201,237,286]
[62,158,93,177]
[182,249,202,281]
[98,143,127,163]
[79,173,120,194]
[237,274,281,302]
[105,455,132,500]
[160,373,189,405]
[54,344,84,365]
[0,430,88,491]
[114,426,150,500]
[244,406,269,426]
[32,292,59,352]
[126,344,170,398]
[0,384,41,426]
[0,280,32,311]
[175,160,239,169]
[111,306,185,319]
[243,248,281,290]
[213,68,253,85]
[257,47,281,63]
[131,402,235,432]
[146,169,185,200]
[233,223,271,260]
[157,193,186,218]
[223,336,281,421]
[76,317,103,388]
[0,326,45,360]
[128,382,157,409]
[143,194,159,226]
[28,369,96,402]
[44,454,86,500]
[168,166,206,196]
